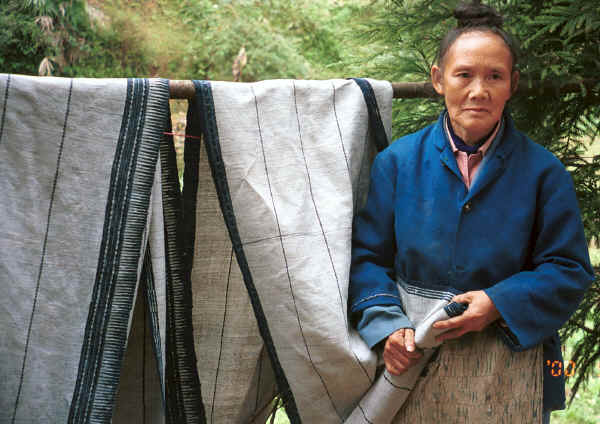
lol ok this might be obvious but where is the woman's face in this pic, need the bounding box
[431,31,519,144]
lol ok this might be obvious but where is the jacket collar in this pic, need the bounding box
[434,109,520,159]
[433,109,521,199]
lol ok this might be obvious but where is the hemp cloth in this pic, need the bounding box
[0,75,203,424]
[184,78,392,423]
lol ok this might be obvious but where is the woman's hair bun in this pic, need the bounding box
[453,1,503,28]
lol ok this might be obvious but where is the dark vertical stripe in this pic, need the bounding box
[351,78,389,152]
[254,346,263,412]
[69,78,147,424]
[12,78,73,423]
[331,82,350,174]
[292,81,372,384]
[353,126,370,214]
[143,249,164,394]
[142,248,165,419]
[210,248,233,423]
[168,102,206,423]
[68,76,132,421]
[190,80,301,424]
[0,74,11,145]
[69,78,170,424]
[182,101,201,271]
[143,285,147,424]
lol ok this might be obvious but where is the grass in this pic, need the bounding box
[590,247,600,267]
[551,368,600,424]
[551,307,600,424]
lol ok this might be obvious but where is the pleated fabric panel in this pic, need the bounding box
[182,87,280,424]
[0,75,203,424]
[184,79,393,423]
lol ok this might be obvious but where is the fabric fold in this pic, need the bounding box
[184,78,393,423]
[0,74,203,424]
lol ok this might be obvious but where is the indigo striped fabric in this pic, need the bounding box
[0,75,203,424]
[184,79,393,423]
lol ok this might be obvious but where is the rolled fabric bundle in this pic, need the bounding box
[345,281,466,424]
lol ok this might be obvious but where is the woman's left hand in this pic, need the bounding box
[433,290,501,342]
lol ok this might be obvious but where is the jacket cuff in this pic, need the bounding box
[356,305,414,348]
[484,286,525,351]
[350,292,404,315]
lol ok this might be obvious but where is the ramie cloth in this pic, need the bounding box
[0,75,203,424]
[184,78,393,423]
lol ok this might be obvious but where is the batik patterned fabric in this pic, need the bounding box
[184,79,393,423]
[0,75,203,424]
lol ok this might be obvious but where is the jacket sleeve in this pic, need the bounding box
[349,153,403,317]
[484,163,595,351]
[356,305,414,348]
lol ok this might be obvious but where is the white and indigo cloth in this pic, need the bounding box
[0,75,203,424]
[183,78,399,423]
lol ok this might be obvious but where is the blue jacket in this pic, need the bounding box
[349,111,594,411]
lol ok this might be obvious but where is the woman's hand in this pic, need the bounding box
[383,328,423,375]
[433,290,501,342]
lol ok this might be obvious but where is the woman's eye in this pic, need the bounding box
[458,73,470,78]
[491,73,502,80]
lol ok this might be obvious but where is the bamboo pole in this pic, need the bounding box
[168,79,597,100]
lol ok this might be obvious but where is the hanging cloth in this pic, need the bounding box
[0,74,203,424]
[183,78,392,423]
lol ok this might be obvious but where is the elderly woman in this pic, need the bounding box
[349,1,594,422]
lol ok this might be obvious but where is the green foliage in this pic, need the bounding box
[354,0,600,403]
[0,1,52,74]
[176,0,310,80]
[551,327,600,423]
[0,0,152,77]
[168,0,361,81]
[1,0,367,80]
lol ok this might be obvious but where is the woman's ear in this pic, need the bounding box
[510,70,520,96]
[431,65,444,96]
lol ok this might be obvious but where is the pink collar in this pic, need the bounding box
[443,115,501,157]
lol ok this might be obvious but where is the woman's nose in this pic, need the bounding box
[468,78,489,100]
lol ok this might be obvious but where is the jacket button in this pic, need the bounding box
[464,202,472,212]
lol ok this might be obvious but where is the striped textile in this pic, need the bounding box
[0,75,203,424]
[184,79,393,423]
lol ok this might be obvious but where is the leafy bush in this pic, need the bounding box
[0,1,51,74]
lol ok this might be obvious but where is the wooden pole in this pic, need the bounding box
[168,79,597,100]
